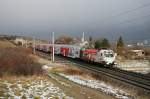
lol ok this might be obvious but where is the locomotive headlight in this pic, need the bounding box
[104,57,115,65]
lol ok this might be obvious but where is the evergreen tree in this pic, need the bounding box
[95,40,101,49]
[101,38,110,48]
[117,36,124,48]
[89,36,94,48]
[116,36,125,55]
[94,38,110,49]
[89,36,92,42]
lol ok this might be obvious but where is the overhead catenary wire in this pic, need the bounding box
[97,2,150,34]
[100,14,150,34]
[110,14,150,26]
[102,2,150,22]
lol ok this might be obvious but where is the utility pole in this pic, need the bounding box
[25,40,27,48]
[33,36,36,54]
[52,32,55,62]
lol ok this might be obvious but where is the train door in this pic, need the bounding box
[74,47,80,58]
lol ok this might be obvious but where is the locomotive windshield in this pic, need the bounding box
[104,51,114,57]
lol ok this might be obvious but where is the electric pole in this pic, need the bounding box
[25,40,27,48]
[33,36,35,54]
[52,32,55,62]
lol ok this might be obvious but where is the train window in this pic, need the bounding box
[104,53,114,57]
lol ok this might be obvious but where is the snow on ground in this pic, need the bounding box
[0,79,73,99]
[59,73,134,99]
[116,60,150,74]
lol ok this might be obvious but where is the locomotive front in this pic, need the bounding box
[101,50,116,66]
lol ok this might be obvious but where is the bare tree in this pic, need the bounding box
[55,35,73,44]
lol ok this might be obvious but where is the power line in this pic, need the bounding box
[101,14,150,30]
[101,14,150,38]
[102,2,150,21]
[117,14,150,25]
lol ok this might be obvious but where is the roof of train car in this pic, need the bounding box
[81,49,98,53]
[37,44,81,48]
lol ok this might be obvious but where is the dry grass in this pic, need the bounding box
[51,65,85,75]
[0,47,43,77]
[0,75,47,82]
[31,54,51,65]
[0,39,16,48]
[64,67,84,75]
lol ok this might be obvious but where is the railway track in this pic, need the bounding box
[36,51,150,91]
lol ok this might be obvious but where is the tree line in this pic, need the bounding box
[93,36,124,49]
[55,35,125,53]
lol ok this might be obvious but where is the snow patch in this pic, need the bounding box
[116,60,150,74]
[0,80,73,99]
[59,73,133,99]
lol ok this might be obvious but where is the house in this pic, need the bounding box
[131,50,145,57]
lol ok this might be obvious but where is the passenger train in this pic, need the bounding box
[35,44,116,66]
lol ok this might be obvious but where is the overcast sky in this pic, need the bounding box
[0,0,150,42]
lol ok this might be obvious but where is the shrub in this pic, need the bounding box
[65,68,84,75]
[0,47,43,77]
